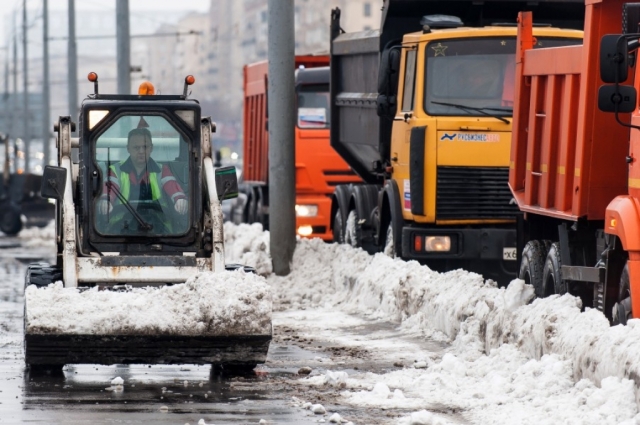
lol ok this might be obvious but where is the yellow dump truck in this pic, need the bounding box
[329,0,583,284]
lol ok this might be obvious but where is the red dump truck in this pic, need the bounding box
[230,56,361,241]
[510,0,640,324]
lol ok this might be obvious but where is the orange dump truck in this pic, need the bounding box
[231,56,361,240]
[510,0,640,323]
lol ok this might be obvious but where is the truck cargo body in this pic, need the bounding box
[235,56,361,241]
[330,0,583,284]
[509,0,640,323]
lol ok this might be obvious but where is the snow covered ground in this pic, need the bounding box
[225,223,640,425]
[14,220,640,423]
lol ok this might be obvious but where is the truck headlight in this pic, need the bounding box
[295,204,318,217]
[425,236,451,252]
[297,225,313,236]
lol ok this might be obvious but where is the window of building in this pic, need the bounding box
[364,2,372,17]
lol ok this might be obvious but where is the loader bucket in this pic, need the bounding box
[23,267,272,369]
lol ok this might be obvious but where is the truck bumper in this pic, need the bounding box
[295,195,333,241]
[401,226,518,285]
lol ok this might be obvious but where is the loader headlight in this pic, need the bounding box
[295,204,318,217]
[425,236,451,252]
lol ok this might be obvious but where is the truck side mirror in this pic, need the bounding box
[40,165,67,200]
[214,166,238,200]
[600,35,628,83]
[598,84,637,113]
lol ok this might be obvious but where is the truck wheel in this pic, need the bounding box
[519,241,546,297]
[613,263,632,325]
[344,210,362,248]
[542,242,568,296]
[332,209,344,243]
[0,204,22,236]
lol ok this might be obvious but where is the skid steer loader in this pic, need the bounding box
[24,73,272,373]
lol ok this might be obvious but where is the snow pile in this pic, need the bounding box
[224,223,640,389]
[224,222,272,276]
[25,270,271,336]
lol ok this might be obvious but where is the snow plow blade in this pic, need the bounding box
[24,334,271,366]
[24,270,272,368]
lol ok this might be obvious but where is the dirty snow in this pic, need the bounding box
[224,223,640,425]
[25,270,272,336]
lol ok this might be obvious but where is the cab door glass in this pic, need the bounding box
[401,49,417,112]
[93,114,191,237]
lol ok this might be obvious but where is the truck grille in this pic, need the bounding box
[436,167,517,220]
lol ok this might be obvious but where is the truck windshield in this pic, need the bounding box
[424,37,581,117]
[297,84,330,129]
[93,114,191,237]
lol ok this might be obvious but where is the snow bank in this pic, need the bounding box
[25,270,271,336]
[224,223,640,388]
[224,222,272,276]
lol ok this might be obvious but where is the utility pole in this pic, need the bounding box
[68,0,78,123]
[42,0,51,168]
[12,12,17,145]
[22,0,29,173]
[116,0,131,95]
[4,43,10,143]
[267,0,296,275]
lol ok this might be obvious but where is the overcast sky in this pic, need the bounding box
[1,0,210,46]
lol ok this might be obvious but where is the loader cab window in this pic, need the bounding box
[297,84,330,129]
[93,114,191,237]
[424,37,582,117]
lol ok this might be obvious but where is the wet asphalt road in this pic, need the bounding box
[0,236,462,425]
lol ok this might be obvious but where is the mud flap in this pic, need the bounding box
[24,334,271,366]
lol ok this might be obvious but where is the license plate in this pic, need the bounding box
[503,247,517,261]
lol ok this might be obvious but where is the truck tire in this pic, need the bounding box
[613,263,632,326]
[344,209,362,248]
[519,240,546,297]
[332,209,344,243]
[542,242,568,296]
[0,203,22,236]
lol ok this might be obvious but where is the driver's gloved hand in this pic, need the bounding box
[98,200,113,214]
[174,199,188,215]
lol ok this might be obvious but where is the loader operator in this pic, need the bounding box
[97,127,187,234]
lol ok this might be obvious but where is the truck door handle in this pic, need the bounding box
[404,113,412,122]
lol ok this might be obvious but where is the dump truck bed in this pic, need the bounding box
[509,4,630,221]
[243,55,329,183]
